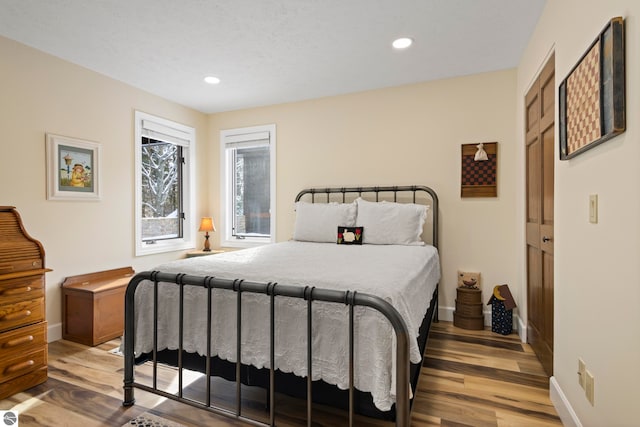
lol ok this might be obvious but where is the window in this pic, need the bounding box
[135,111,196,255]
[220,124,276,247]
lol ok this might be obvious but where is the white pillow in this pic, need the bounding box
[355,198,428,245]
[293,201,357,243]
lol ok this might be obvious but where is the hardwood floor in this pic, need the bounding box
[0,322,562,426]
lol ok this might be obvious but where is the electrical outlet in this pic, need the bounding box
[578,358,586,389]
[585,370,595,406]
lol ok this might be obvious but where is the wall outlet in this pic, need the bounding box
[585,370,595,406]
[578,358,586,389]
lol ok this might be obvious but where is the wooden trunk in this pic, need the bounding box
[0,206,51,399]
[62,267,134,346]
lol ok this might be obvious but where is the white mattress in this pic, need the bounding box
[132,241,440,411]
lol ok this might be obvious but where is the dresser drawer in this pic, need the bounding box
[0,258,43,275]
[0,299,45,332]
[0,276,44,305]
[0,346,47,384]
[0,322,46,355]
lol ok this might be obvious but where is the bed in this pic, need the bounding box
[123,185,440,426]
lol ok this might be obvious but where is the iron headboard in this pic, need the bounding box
[295,185,439,248]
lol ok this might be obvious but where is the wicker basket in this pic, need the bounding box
[453,312,484,330]
[455,300,483,317]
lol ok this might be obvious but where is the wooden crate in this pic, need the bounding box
[62,267,134,346]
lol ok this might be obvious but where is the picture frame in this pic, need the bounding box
[559,17,625,160]
[46,133,101,201]
[461,142,497,198]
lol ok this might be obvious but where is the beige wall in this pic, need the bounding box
[0,36,209,338]
[516,1,640,425]
[209,69,519,317]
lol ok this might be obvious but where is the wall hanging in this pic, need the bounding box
[461,142,497,197]
[559,17,625,160]
[46,133,101,201]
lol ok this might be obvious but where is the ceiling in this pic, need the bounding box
[0,0,546,114]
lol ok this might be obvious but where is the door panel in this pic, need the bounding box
[525,54,555,377]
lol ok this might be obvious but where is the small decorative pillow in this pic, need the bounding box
[355,198,428,245]
[293,201,357,243]
[337,226,364,245]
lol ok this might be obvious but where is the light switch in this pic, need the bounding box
[589,194,598,224]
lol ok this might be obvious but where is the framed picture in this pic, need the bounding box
[559,17,625,160]
[46,133,101,200]
[461,142,497,197]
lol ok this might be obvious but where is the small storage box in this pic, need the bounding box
[62,267,134,346]
[453,312,484,330]
[453,287,484,330]
[455,300,483,317]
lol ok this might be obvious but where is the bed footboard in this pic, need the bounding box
[122,271,412,427]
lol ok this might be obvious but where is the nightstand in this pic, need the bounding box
[186,249,225,258]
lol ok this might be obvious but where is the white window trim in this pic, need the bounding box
[220,124,276,248]
[134,111,196,256]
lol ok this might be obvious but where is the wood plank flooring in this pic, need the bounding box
[0,322,562,426]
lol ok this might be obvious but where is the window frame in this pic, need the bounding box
[134,111,196,256]
[220,124,276,248]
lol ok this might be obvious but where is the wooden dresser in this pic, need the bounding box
[0,206,50,399]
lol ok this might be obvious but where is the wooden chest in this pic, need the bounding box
[62,267,134,346]
[453,287,484,330]
[0,206,51,399]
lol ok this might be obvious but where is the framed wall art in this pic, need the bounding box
[461,142,497,198]
[559,17,625,160]
[46,133,101,200]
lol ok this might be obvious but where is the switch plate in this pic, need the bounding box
[578,358,586,389]
[589,194,598,223]
[585,370,595,406]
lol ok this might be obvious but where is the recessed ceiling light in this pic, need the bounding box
[392,37,413,49]
[204,76,220,85]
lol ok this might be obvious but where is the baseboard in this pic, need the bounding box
[518,315,527,343]
[48,322,62,343]
[550,376,583,427]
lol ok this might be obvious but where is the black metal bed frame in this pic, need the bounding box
[123,185,439,427]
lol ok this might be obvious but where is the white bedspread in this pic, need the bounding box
[132,241,440,411]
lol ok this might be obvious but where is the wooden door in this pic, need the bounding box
[525,54,555,376]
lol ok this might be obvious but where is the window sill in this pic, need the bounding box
[221,238,273,249]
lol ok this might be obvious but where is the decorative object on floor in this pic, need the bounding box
[461,142,497,197]
[487,284,517,335]
[457,271,480,289]
[198,217,215,251]
[61,266,134,346]
[559,17,625,160]
[454,286,484,330]
[122,412,186,427]
[45,133,101,200]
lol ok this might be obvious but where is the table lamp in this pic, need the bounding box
[198,217,216,251]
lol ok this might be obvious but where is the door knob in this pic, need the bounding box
[542,236,551,243]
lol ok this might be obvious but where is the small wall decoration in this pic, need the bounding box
[46,133,101,200]
[461,142,497,197]
[559,17,625,160]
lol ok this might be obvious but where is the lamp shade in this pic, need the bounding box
[198,217,216,232]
